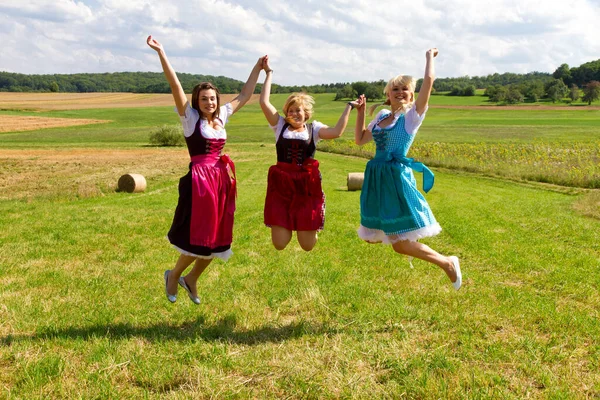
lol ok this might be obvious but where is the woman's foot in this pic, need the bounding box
[178,276,201,305]
[446,256,462,291]
[164,270,177,303]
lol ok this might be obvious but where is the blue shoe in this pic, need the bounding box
[449,256,462,291]
[178,276,201,305]
[164,270,177,303]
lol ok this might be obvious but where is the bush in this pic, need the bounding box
[149,125,185,146]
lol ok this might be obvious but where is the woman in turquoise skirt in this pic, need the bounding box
[353,48,462,290]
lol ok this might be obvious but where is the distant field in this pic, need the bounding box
[0,92,257,111]
[0,114,109,133]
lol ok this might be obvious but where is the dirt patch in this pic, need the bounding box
[0,115,110,133]
[0,148,189,201]
[0,93,258,111]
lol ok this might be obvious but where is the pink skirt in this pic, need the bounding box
[168,154,236,259]
[264,159,325,231]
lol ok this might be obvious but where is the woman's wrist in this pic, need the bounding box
[347,102,355,110]
[265,69,273,74]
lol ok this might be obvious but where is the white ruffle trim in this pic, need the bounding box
[171,244,233,262]
[357,223,442,244]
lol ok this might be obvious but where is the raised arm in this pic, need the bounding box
[259,56,280,126]
[229,56,265,114]
[415,48,438,116]
[146,36,187,116]
[354,95,372,145]
[318,98,361,140]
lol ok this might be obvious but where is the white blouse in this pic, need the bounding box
[177,102,234,139]
[368,104,428,135]
[270,115,325,143]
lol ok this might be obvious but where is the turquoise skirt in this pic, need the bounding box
[359,156,440,242]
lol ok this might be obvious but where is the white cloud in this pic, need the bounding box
[0,0,598,85]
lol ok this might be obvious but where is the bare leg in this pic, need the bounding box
[297,230,318,252]
[166,254,196,296]
[392,240,458,283]
[271,225,293,250]
[181,257,212,298]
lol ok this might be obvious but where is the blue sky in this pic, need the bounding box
[1,0,599,86]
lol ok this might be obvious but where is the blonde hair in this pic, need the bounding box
[283,92,315,122]
[368,75,416,116]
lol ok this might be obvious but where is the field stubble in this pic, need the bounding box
[0,148,189,201]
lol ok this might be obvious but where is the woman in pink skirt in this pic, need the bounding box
[259,56,360,251]
[147,35,265,304]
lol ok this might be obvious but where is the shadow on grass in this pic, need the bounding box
[1,314,338,346]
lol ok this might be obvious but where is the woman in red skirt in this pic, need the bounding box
[259,56,361,251]
[147,35,266,304]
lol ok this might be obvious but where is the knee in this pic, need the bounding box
[392,240,410,255]
[273,242,288,251]
[298,234,317,252]
[299,242,316,252]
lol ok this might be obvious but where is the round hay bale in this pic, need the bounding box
[347,172,364,191]
[118,173,147,193]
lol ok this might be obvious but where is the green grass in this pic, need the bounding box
[1,94,600,398]
[430,91,600,107]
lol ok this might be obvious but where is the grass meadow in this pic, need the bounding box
[0,93,599,398]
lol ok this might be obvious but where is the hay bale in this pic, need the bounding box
[118,173,147,193]
[347,172,364,191]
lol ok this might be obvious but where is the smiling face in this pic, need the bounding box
[285,104,307,129]
[283,93,315,130]
[387,84,414,109]
[191,82,221,120]
[198,89,218,117]
[384,75,416,112]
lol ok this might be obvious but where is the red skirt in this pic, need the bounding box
[264,159,325,231]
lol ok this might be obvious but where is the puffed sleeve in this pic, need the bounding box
[404,104,428,135]
[219,103,234,126]
[177,103,200,138]
[311,120,325,143]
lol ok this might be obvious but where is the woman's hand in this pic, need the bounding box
[426,48,438,59]
[256,55,268,70]
[262,55,273,73]
[353,94,366,113]
[147,35,163,53]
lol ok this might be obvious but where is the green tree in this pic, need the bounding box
[486,85,507,102]
[462,85,476,96]
[351,81,370,96]
[545,79,568,103]
[582,81,600,105]
[334,84,356,100]
[552,63,572,85]
[568,84,580,102]
[363,84,382,101]
[505,86,524,104]
[521,81,545,102]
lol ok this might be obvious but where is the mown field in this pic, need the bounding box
[0,93,599,398]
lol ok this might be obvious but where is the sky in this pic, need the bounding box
[1,0,599,86]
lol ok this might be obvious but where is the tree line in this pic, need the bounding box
[426,59,600,105]
[0,70,357,95]
[1,58,599,104]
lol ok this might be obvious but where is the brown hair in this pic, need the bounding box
[368,74,416,116]
[282,92,315,122]
[191,82,221,120]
